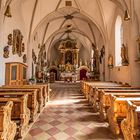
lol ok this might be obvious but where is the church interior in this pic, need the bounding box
[0,0,140,140]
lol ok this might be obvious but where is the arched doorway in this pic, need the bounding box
[80,69,87,80]
[49,68,58,80]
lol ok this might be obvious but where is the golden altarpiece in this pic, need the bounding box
[58,38,79,81]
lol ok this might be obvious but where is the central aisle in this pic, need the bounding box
[24,82,120,140]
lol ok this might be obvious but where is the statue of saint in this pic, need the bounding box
[108,55,113,68]
[121,44,129,65]
[80,59,82,66]
[65,62,72,72]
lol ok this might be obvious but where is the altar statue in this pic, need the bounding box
[65,62,72,72]
[108,54,113,68]
[121,44,129,65]
[80,58,82,66]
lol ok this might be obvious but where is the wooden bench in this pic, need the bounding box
[90,86,132,103]
[3,84,48,108]
[121,100,140,140]
[90,87,140,112]
[88,85,129,111]
[0,101,17,140]
[35,84,48,105]
[0,89,38,122]
[19,84,48,106]
[99,89,140,121]
[80,81,122,100]
[107,94,140,135]
[0,94,30,138]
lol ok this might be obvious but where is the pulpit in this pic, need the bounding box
[5,62,27,85]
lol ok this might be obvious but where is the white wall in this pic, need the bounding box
[0,1,28,85]
[0,0,139,86]
[108,6,140,86]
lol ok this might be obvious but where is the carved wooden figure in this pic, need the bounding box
[0,94,30,138]
[121,100,140,140]
[99,90,140,121]
[0,101,17,140]
[0,88,39,122]
[107,95,140,135]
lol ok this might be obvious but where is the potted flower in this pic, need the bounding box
[29,76,36,84]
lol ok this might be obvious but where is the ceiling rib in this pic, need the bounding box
[28,0,38,41]
[42,22,50,44]
[88,23,96,46]
[55,0,62,11]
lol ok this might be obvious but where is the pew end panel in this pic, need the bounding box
[121,100,140,140]
[0,101,17,140]
[0,94,30,138]
[107,95,140,135]
[0,88,40,121]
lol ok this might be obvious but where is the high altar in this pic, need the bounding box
[58,38,79,81]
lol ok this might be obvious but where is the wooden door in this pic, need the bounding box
[50,69,57,80]
[80,69,87,80]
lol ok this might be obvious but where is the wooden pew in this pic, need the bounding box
[0,86,43,112]
[99,89,140,121]
[24,84,48,106]
[3,84,48,108]
[81,81,89,96]
[80,81,122,100]
[0,101,17,140]
[0,94,30,138]
[90,87,140,112]
[121,100,140,140]
[36,84,48,104]
[107,94,140,135]
[80,81,84,93]
[88,85,130,111]
[0,89,38,122]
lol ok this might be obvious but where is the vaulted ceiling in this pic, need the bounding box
[1,0,132,52]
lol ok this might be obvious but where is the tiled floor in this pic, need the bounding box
[24,82,122,140]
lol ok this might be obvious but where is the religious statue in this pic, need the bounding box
[32,49,37,63]
[65,62,72,72]
[22,43,25,52]
[121,44,129,65]
[84,60,87,66]
[108,54,113,68]
[12,29,24,57]
[23,54,27,63]
[3,46,10,58]
[136,36,140,58]
[7,34,12,45]
[80,58,82,66]
[65,51,72,64]
[100,45,105,64]
[139,43,140,55]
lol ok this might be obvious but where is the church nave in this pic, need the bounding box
[0,0,140,140]
[24,82,122,140]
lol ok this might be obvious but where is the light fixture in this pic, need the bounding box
[4,5,12,17]
[124,10,130,21]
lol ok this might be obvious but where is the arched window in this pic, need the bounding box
[91,49,94,71]
[115,16,123,66]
